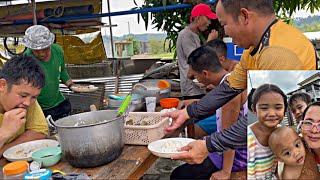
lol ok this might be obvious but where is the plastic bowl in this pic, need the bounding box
[160,98,179,109]
[158,80,170,90]
[31,146,62,167]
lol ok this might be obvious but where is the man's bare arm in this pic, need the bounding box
[0,129,11,150]
[0,130,46,157]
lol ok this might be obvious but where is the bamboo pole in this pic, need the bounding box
[31,0,37,25]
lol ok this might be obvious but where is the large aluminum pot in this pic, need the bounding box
[48,110,124,168]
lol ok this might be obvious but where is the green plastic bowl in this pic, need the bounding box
[31,146,62,167]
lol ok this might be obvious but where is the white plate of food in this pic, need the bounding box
[148,138,195,158]
[3,139,59,162]
[70,84,98,93]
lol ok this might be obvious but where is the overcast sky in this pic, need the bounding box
[248,71,319,94]
[102,0,161,36]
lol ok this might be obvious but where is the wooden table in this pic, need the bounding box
[0,145,157,180]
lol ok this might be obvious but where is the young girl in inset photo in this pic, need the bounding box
[248,84,287,179]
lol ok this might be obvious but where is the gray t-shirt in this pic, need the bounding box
[176,26,205,97]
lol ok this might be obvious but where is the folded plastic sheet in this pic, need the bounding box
[56,31,106,64]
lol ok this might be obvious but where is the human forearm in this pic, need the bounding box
[0,128,11,149]
[60,64,71,85]
[0,130,46,157]
[221,96,241,129]
[205,115,247,152]
[220,98,240,172]
[223,150,235,173]
[65,79,73,88]
[187,81,242,119]
[207,30,218,42]
[220,97,240,171]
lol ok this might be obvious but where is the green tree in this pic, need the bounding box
[132,40,141,55]
[294,15,320,32]
[135,0,320,53]
[149,38,167,54]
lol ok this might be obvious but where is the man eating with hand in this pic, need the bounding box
[0,55,48,157]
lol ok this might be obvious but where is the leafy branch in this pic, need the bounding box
[134,0,320,53]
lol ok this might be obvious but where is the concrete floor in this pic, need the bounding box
[142,126,188,180]
[141,158,184,180]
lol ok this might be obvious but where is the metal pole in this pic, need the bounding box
[107,0,114,58]
[115,57,121,94]
[11,3,217,25]
[31,0,37,25]
[106,0,118,94]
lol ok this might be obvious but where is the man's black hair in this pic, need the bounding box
[0,55,45,90]
[187,45,223,73]
[206,39,227,57]
[220,0,274,20]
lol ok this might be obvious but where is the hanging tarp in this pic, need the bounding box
[55,31,106,64]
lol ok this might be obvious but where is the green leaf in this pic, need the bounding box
[141,12,149,30]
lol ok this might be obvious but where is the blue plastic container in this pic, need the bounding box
[24,169,52,180]
[223,37,244,61]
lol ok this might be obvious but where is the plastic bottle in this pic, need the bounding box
[3,161,29,179]
[24,169,52,180]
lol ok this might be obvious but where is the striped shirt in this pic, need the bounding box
[248,126,277,179]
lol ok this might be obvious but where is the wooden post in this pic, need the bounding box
[114,43,124,94]
[31,0,37,25]
[107,0,115,58]
[114,57,121,94]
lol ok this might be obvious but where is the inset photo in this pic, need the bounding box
[247,70,320,179]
